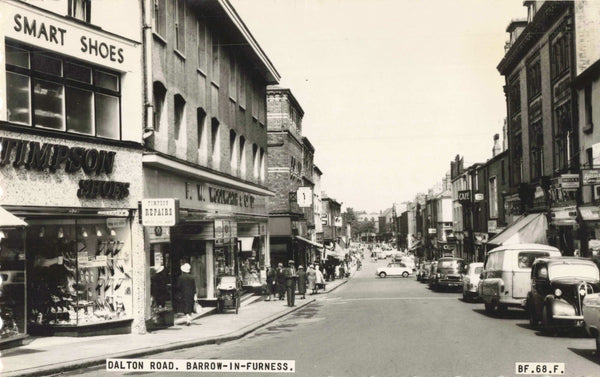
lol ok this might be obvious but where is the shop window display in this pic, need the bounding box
[27,219,132,331]
[0,229,26,341]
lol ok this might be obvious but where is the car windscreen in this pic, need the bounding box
[474,267,483,274]
[437,260,465,269]
[517,252,550,269]
[549,264,599,281]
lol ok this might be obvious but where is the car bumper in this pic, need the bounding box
[438,280,462,287]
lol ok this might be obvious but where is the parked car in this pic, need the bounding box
[527,257,600,332]
[583,292,600,357]
[462,262,484,301]
[479,244,561,314]
[430,257,465,291]
[428,261,439,289]
[376,262,412,278]
[417,262,431,282]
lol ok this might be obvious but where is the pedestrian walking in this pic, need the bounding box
[307,265,317,294]
[265,265,276,301]
[275,262,286,300]
[284,260,297,306]
[297,265,307,299]
[339,263,346,278]
[176,263,196,326]
[315,264,325,292]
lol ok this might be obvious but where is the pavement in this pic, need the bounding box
[0,276,351,377]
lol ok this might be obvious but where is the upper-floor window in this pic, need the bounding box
[509,75,521,116]
[197,19,208,72]
[510,114,523,186]
[229,130,238,175]
[259,148,265,182]
[6,42,121,139]
[174,94,186,140]
[239,69,246,109]
[153,0,166,38]
[197,108,208,164]
[553,101,574,172]
[550,22,571,81]
[527,56,541,100]
[251,79,259,120]
[229,54,237,101]
[239,136,246,179]
[174,0,185,54]
[252,144,259,179]
[69,0,91,23]
[211,35,220,85]
[584,84,593,133]
[489,176,498,219]
[211,118,220,168]
[153,81,166,132]
[530,119,544,180]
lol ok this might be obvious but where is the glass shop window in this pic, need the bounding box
[0,228,26,341]
[5,42,122,140]
[26,219,132,329]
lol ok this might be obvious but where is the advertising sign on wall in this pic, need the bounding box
[141,198,179,227]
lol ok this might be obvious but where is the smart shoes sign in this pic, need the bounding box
[3,4,134,70]
[0,137,129,200]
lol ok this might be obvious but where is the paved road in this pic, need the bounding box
[60,259,600,377]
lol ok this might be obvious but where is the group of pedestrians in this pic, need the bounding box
[265,261,326,306]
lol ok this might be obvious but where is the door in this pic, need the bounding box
[513,252,549,299]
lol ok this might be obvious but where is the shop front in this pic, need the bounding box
[547,175,580,255]
[143,154,272,317]
[0,0,144,343]
[0,136,144,342]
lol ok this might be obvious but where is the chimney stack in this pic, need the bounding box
[493,133,501,157]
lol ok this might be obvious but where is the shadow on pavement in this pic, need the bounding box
[531,327,590,339]
[568,347,600,365]
[472,308,529,320]
[458,298,482,304]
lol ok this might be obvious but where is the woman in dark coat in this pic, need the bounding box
[297,265,307,299]
[176,263,196,326]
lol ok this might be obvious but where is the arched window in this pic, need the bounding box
[229,130,238,175]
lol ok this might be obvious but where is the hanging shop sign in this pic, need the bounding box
[141,198,179,227]
[579,206,600,221]
[488,220,498,233]
[473,232,489,245]
[0,137,130,200]
[550,205,578,225]
[458,190,471,202]
[297,187,313,207]
[582,169,600,186]
[148,226,171,243]
[428,228,437,234]
[474,193,484,202]
[557,174,580,190]
[334,216,343,227]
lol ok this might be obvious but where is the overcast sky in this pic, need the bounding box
[231,0,527,213]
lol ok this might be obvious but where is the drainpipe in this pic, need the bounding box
[142,0,154,137]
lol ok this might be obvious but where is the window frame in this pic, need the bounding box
[174,0,186,55]
[5,41,122,140]
[153,0,167,39]
[68,0,91,23]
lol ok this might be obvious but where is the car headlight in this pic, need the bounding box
[554,289,562,297]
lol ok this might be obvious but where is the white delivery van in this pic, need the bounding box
[479,243,561,313]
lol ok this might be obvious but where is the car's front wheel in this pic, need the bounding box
[402,271,409,278]
[542,304,556,335]
[379,272,387,278]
